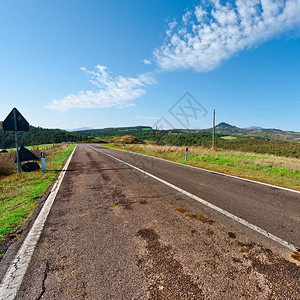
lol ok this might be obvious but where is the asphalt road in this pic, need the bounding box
[3,144,300,299]
[95,145,300,248]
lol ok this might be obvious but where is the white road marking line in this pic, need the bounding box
[0,146,77,300]
[103,145,300,195]
[90,145,298,252]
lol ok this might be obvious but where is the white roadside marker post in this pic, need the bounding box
[123,143,125,150]
[41,152,46,171]
[185,147,188,162]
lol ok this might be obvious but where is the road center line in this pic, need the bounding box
[90,145,298,252]
[0,146,77,300]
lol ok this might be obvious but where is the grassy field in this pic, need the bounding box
[0,144,74,244]
[2,143,61,153]
[108,144,300,191]
[25,143,59,150]
[220,136,237,140]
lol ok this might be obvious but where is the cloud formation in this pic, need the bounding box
[143,59,152,65]
[154,0,300,72]
[47,65,156,111]
[48,1,300,111]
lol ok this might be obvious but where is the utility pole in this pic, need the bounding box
[155,126,158,145]
[212,109,215,149]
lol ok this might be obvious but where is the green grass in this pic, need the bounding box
[25,143,58,150]
[220,136,237,140]
[106,144,300,191]
[0,145,74,243]
[4,143,60,152]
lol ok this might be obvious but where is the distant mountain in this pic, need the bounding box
[215,122,241,133]
[200,122,241,134]
[202,122,300,142]
[66,127,94,132]
[244,126,263,130]
[71,123,300,143]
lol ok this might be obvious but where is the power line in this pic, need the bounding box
[219,100,300,113]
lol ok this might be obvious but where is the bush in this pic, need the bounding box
[119,135,144,144]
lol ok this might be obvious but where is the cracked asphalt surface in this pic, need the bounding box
[2,144,299,299]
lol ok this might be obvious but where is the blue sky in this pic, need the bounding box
[1,0,300,131]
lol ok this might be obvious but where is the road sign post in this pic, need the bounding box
[13,109,21,173]
[3,108,29,174]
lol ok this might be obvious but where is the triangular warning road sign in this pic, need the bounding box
[3,108,29,131]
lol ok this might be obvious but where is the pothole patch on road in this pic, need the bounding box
[291,251,300,262]
[228,232,236,239]
[136,228,203,299]
[175,208,215,225]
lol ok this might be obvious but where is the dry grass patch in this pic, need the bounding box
[0,152,16,176]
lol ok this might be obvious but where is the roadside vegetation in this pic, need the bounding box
[0,121,85,149]
[0,144,74,245]
[79,127,300,158]
[108,144,300,191]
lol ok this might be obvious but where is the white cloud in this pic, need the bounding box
[195,6,207,22]
[168,20,177,29]
[182,11,192,24]
[154,0,300,72]
[166,20,178,36]
[47,65,156,111]
[143,59,152,65]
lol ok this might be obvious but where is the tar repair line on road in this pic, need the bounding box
[0,146,77,300]
[90,145,298,252]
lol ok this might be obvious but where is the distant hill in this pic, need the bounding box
[66,127,94,132]
[0,122,86,149]
[2,119,299,154]
[73,123,300,143]
[202,122,300,143]
[74,126,153,137]
[77,124,300,157]
[244,126,263,130]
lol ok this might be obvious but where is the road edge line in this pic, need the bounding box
[91,146,298,252]
[103,146,300,195]
[0,145,77,300]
